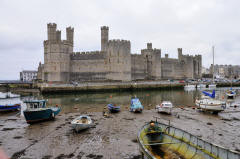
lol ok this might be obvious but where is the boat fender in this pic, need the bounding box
[52,112,55,118]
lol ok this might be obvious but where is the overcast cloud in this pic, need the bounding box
[1,0,240,80]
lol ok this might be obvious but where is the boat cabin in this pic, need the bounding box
[24,100,46,109]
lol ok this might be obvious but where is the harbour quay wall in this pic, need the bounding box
[39,81,184,94]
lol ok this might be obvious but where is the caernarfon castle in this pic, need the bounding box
[37,23,202,83]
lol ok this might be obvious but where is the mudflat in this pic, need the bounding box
[0,107,240,159]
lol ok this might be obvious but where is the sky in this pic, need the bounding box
[0,0,240,80]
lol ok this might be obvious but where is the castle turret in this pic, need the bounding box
[147,43,152,50]
[47,23,57,41]
[178,48,182,60]
[66,27,74,45]
[101,26,109,51]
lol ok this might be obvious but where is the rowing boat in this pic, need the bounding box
[137,120,240,159]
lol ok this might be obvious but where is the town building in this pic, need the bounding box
[37,23,202,83]
[20,70,37,82]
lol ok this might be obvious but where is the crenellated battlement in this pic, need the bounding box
[108,39,130,46]
[70,51,105,60]
[101,26,109,30]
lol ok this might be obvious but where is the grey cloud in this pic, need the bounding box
[1,0,240,79]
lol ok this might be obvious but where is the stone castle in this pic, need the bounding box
[37,23,202,83]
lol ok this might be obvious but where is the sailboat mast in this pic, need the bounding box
[212,46,214,83]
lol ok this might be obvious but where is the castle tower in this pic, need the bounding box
[106,40,131,81]
[178,48,183,60]
[43,23,73,83]
[47,23,57,41]
[101,26,109,51]
[66,27,74,45]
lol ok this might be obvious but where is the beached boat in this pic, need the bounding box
[138,120,240,159]
[107,104,120,113]
[130,97,143,113]
[23,100,61,124]
[71,115,92,132]
[0,103,21,112]
[155,101,173,114]
[226,88,236,99]
[195,90,226,113]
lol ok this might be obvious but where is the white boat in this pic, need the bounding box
[195,98,226,113]
[208,84,216,89]
[184,84,195,89]
[196,90,226,113]
[197,84,206,88]
[71,115,93,132]
[156,101,173,114]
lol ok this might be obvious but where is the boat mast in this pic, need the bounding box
[212,46,214,84]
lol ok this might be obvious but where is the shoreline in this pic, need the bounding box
[0,81,240,94]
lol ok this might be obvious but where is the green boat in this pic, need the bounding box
[137,120,240,159]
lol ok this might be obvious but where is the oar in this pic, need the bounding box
[144,142,180,146]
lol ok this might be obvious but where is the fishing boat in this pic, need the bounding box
[71,115,92,132]
[0,103,21,112]
[138,120,240,159]
[23,100,61,124]
[155,101,173,114]
[107,104,120,113]
[130,97,143,113]
[195,90,226,113]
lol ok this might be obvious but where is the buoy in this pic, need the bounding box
[110,95,112,98]
[56,104,58,107]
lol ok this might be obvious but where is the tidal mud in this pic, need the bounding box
[0,106,240,159]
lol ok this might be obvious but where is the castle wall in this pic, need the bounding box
[106,40,131,81]
[40,23,202,83]
[70,51,106,81]
[131,54,146,80]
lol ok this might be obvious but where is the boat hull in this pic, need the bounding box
[0,104,21,112]
[138,122,240,159]
[195,99,226,113]
[107,104,120,113]
[157,107,172,114]
[23,107,61,124]
[71,115,92,132]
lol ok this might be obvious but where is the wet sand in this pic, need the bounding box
[1,107,240,159]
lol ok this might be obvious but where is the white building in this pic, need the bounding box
[20,70,37,82]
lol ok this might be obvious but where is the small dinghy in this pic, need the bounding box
[130,97,143,113]
[71,115,93,132]
[0,103,21,112]
[107,104,120,113]
[138,120,240,159]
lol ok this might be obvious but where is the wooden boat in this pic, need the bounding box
[71,115,92,132]
[138,120,240,159]
[0,103,21,112]
[107,104,120,113]
[23,100,61,124]
[156,101,173,114]
[130,97,143,113]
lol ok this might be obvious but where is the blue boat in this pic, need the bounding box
[107,104,120,113]
[130,97,143,113]
[0,103,21,112]
[23,100,61,124]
